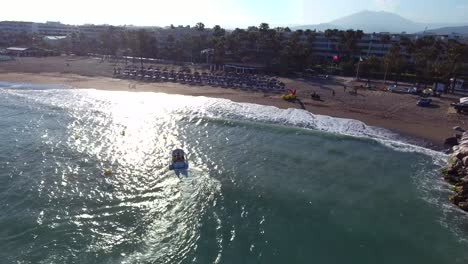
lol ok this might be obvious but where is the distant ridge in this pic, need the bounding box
[423,25,468,36]
[292,10,468,34]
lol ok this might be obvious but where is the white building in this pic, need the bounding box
[36,22,75,36]
[0,21,36,34]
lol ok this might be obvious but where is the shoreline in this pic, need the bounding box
[0,72,444,150]
[1,57,467,150]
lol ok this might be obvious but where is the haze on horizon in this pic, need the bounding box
[2,0,468,28]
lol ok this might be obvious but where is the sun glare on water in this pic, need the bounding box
[34,89,222,261]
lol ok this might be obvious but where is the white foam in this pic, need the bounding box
[190,97,447,162]
[1,84,447,162]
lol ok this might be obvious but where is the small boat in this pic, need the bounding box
[169,149,188,170]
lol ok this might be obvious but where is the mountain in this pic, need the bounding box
[329,10,424,33]
[424,26,468,36]
[292,10,468,34]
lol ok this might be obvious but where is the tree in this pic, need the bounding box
[195,22,205,31]
[259,23,270,32]
[412,36,437,86]
[212,25,226,38]
[439,40,467,92]
[305,29,316,45]
[147,35,159,58]
[213,38,225,64]
[336,30,363,60]
[134,29,151,66]
[384,42,405,83]
[174,40,184,62]
[164,34,176,60]
[380,34,391,53]
[101,26,118,55]
[360,56,382,80]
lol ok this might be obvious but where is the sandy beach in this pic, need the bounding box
[1,56,467,148]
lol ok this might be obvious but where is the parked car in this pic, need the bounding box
[451,97,468,113]
[417,98,432,107]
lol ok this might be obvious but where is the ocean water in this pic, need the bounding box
[1,82,468,264]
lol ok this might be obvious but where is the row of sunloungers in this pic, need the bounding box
[114,67,286,93]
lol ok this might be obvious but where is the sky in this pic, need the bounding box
[2,0,468,27]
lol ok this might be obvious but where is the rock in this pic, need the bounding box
[462,157,468,167]
[458,202,468,211]
[458,186,468,195]
[456,147,468,159]
[453,126,465,132]
[458,147,468,156]
[453,145,460,152]
[445,174,462,184]
[449,194,468,205]
[461,176,468,184]
[445,137,459,147]
[461,143,468,148]
[447,158,463,174]
[455,177,468,186]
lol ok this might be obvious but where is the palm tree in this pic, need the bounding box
[324,29,340,58]
[439,40,466,92]
[213,38,225,64]
[136,29,150,67]
[101,26,118,56]
[164,34,175,60]
[413,36,438,87]
[379,34,391,54]
[147,35,159,59]
[174,40,184,62]
[384,42,405,83]
[360,55,381,81]
[304,29,316,48]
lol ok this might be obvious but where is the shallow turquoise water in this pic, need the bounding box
[0,83,467,263]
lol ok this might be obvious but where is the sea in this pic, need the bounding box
[1,82,468,264]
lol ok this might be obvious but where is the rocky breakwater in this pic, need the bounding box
[443,132,468,212]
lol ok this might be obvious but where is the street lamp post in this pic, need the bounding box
[383,61,390,84]
[355,57,363,80]
[355,59,361,80]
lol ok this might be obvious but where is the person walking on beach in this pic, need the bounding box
[343,85,347,92]
[332,90,335,96]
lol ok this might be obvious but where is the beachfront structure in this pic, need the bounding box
[37,22,74,36]
[0,21,74,36]
[42,36,68,47]
[0,21,127,40]
[0,21,36,34]
[76,24,122,39]
[306,32,464,60]
[4,46,53,57]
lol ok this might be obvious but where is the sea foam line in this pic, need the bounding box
[0,83,447,163]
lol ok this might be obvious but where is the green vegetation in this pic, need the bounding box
[441,167,449,176]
